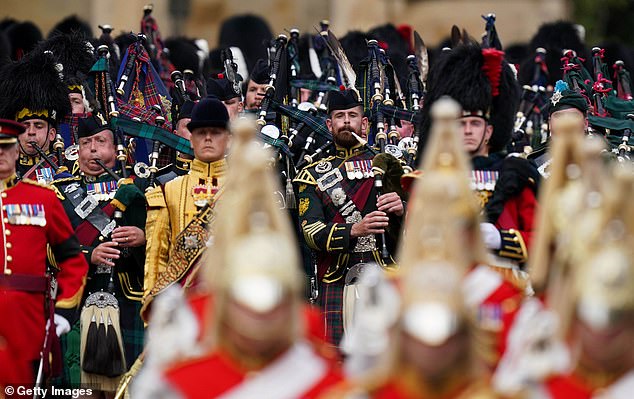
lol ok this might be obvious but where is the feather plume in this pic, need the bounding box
[325,30,359,97]
[414,31,428,87]
[451,25,462,48]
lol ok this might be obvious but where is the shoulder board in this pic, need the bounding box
[21,178,55,191]
[146,185,167,208]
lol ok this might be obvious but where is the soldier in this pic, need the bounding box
[206,75,244,120]
[0,49,71,184]
[51,111,147,392]
[243,58,270,111]
[414,41,539,268]
[143,120,341,398]
[154,100,196,186]
[0,119,88,389]
[142,96,231,319]
[529,80,589,178]
[328,99,505,398]
[540,165,634,398]
[294,89,404,347]
[401,98,528,370]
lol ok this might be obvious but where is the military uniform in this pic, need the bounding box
[0,173,88,387]
[294,143,401,346]
[143,157,227,318]
[17,152,62,185]
[163,341,342,399]
[51,169,147,366]
[473,153,539,265]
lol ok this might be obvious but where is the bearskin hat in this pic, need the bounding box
[48,15,93,39]
[0,50,70,125]
[416,42,520,161]
[368,24,409,83]
[5,21,42,61]
[164,37,202,76]
[218,14,272,74]
[34,31,96,80]
[519,21,588,87]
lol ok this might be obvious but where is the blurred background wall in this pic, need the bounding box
[0,0,567,47]
[2,0,632,48]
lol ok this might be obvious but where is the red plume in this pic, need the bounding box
[397,24,414,53]
[481,48,504,97]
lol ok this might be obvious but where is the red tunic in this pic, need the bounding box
[164,343,342,399]
[463,265,524,368]
[186,292,333,354]
[545,374,594,399]
[0,177,88,387]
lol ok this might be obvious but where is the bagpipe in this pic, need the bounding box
[560,45,634,161]
[511,47,551,154]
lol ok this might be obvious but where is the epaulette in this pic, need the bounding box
[146,185,167,208]
[21,178,55,191]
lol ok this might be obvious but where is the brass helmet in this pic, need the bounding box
[529,111,604,292]
[205,118,303,345]
[568,164,634,333]
[398,96,488,270]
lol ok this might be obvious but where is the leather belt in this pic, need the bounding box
[0,274,48,292]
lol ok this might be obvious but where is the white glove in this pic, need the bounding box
[53,314,71,337]
[480,222,502,250]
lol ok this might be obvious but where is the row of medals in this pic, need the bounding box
[469,170,498,192]
[344,160,374,180]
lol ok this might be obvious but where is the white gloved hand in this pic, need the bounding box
[53,314,71,337]
[480,222,502,250]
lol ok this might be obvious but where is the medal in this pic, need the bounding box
[345,161,355,180]
[476,171,485,191]
[354,161,363,180]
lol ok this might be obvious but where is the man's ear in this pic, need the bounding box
[48,127,57,142]
[238,101,244,113]
[361,116,369,138]
[485,123,493,142]
[326,118,333,133]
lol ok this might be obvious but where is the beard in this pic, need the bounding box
[333,127,360,148]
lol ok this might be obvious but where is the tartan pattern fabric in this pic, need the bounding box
[116,97,162,125]
[111,116,194,156]
[158,145,175,168]
[376,102,421,125]
[116,43,171,125]
[290,79,339,92]
[119,298,145,365]
[320,280,345,347]
[59,114,85,146]
[272,100,331,140]
[59,320,81,387]
[257,131,292,156]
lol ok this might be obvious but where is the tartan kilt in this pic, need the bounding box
[119,296,145,366]
[320,279,345,348]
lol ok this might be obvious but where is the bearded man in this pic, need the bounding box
[294,89,404,348]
